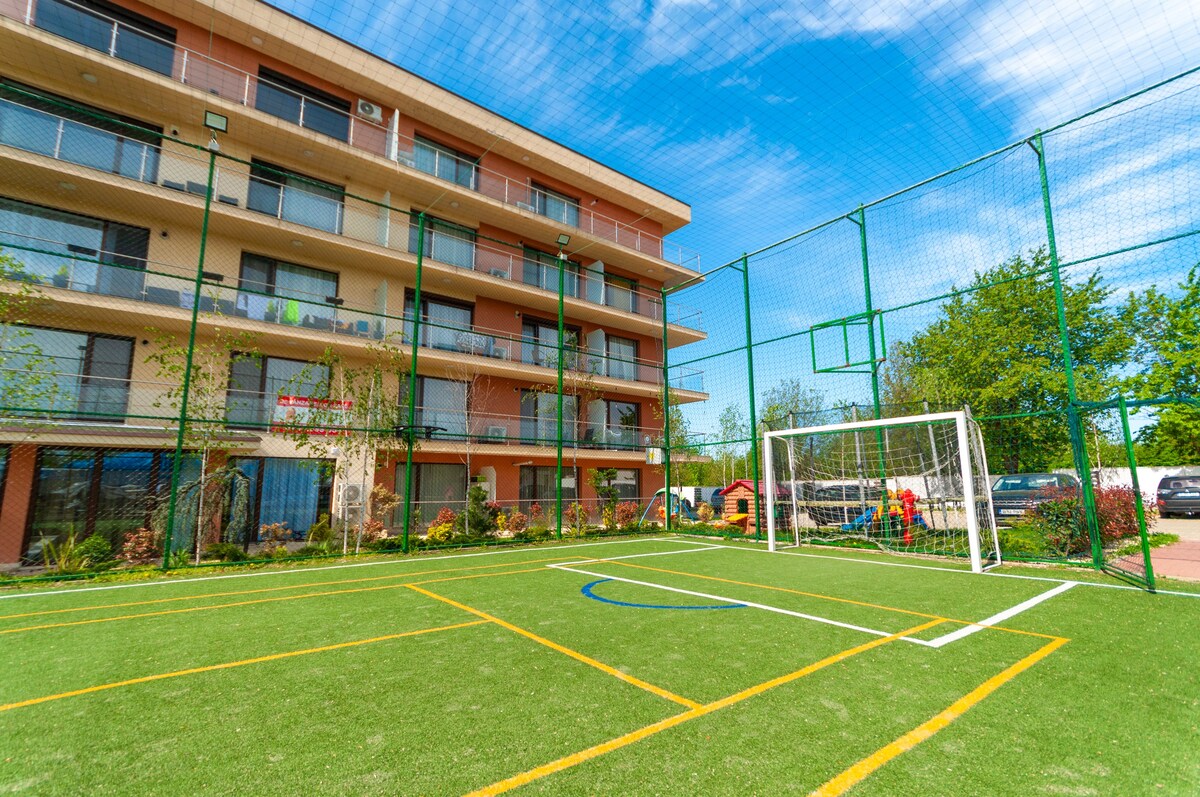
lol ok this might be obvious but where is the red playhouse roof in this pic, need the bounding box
[718,480,791,497]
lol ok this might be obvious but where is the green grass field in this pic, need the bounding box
[1,536,1197,795]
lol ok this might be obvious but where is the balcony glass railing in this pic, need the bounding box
[406,407,661,452]
[0,234,704,392]
[32,0,174,77]
[6,0,699,269]
[0,361,187,422]
[0,96,160,182]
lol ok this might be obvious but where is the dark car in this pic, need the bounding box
[807,484,884,527]
[1157,475,1200,518]
[991,473,1080,525]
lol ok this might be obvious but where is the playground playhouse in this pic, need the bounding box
[718,479,791,534]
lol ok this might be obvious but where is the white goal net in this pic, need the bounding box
[762,410,1000,572]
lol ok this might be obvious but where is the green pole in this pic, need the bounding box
[852,207,889,531]
[401,212,427,553]
[661,287,672,534]
[741,256,763,539]
[1118,396,1156,591]
[1030,133,1102,567]
[161,142,218,569]
[555,246,566,540]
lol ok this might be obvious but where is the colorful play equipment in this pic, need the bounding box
[640,488,699,525]
[841,488,927,543]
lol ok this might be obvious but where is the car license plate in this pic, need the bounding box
[1176,492,1200,498]
[999,509,1024,515]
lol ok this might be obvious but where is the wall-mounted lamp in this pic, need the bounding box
[203,110,229,133]
[326,296,345,306]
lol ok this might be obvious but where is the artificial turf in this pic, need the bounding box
[0,536,1196,795]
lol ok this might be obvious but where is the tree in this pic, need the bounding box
[715,403,748,485]
[1126,264,1200,464]
[892,248,1135,473]
[145,314,260,563]
[278,334,409,553]
[759,379,824,430]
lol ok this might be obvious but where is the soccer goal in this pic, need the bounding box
[762,410,1001,572]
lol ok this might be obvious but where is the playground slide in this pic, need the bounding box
[841,506,876,532]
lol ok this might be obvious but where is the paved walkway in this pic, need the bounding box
[1149,540,1200,581]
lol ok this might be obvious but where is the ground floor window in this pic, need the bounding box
[612,469,640,501]
[25,447,199,562]
[231,457,333,540]
[519,465,578,510]
[394,462,467,526]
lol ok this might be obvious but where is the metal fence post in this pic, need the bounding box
[661,286,672,534]
[1029,132,1103,567]
[1119,396,1156,591]
[555,247,566,539]
[741,256,763,539]
[161,141,218,569]
[401,212,427,553]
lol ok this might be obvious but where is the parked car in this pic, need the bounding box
[709,490,725,515]
[807,484,885,527]
[1157,475,1200,518]
[991,473,1080,525]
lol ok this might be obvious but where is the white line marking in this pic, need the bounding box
[569,545,725,565]
[548,563,938,647]
[923,582,1076,648]
[0,537,686,601]
[668,537,1200,599]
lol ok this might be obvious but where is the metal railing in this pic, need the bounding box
[5,0,700,269]
[0,102,704,330]
[0,235,705,392]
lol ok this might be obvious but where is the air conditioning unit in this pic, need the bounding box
[489,268,509,279]
[485,426,507,439]
[356,99,383,124]
[342,483,363,505]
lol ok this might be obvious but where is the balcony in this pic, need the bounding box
[411,406,663,453]
[0,101,705,334]
[0,234,707,395]
[0,0,699,270]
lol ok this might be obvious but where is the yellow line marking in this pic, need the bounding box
[0,620,487,713]
[0,556,580,621]
[464,618,946,796]
[809,635,1070,797]
[605,561,1059,640]
[1,559,585,635]
[405,583,702,710]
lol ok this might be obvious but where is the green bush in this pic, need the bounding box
[307,514,334,545]
[43,533,87,574]
[997,523,1048,558]
[203,542,249,562]
[291,543,334,558]
[75,534,114,568]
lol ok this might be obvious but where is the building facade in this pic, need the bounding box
[0,0,706,562]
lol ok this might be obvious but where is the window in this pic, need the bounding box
[604,272,639,313]
[0,326,133,420]
[406,376,467,440]
[24,448,199,561]
[35,0,177,76]
[521,318,580,369]
[413,136,478,189]
[403,292,473,352]
[408,213,476,270]
[612,469,640,502]
[531,183,580,227]
[232,457,333,539]
[519,465,577,509]
[520,389,577,446]
[606,336,638,381]
[237,253,338,323]
[247,159,344,234]
[255,67,350,142]
[0,81,162,182]
[606,400,640,449]
[521,247,579,297]
[395,462,468,523]
[226,355,329,429]
[0,196,149,298]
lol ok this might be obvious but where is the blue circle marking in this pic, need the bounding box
[581,579,746,611]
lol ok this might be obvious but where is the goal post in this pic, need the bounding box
[762,410,1000,572]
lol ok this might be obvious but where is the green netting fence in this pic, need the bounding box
[662,66,1200,590]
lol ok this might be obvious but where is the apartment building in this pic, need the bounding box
[0,0,706,562]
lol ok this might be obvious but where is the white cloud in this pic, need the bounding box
[944,0,1200,134]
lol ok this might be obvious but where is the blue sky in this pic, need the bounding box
[270,0,1200,431]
